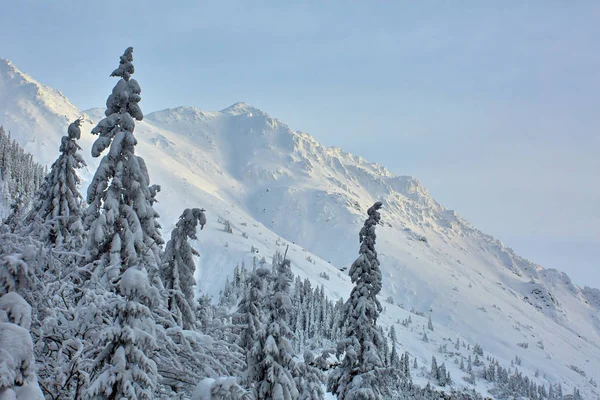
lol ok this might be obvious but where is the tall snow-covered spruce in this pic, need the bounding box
[328,201,386,400]
[238,267,270,389]
[26,118,86,249]
[82,47,162,399]
[84,46,163,285]
[161,208,206,330]
[254,257,301,400]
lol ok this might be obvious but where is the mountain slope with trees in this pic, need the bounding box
[0,52,597,399]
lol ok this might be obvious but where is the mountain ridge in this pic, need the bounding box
[1,58,599,398]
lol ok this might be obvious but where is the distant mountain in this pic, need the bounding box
[1,58,598,398]
[0,59,93,165]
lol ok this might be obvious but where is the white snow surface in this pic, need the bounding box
[0,322,35,388]
[120,267,159,306]
[0,293,31,330]
[0,58,599,398]
[192,378,216,400]
[3,382,44,400]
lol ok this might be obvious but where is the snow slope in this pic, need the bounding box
[0,59,598,398]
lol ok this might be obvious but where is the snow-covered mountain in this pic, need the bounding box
[1,58,598,398]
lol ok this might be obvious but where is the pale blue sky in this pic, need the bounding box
[1,1,598,287]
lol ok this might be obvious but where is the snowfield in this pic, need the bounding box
[0,57,598,398]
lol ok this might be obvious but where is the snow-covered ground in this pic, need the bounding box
[0,58,598,398]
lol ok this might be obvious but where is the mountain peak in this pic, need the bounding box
[0,58,41,88]
[0,58,14,69]
[0,58,82,165]
[219,102,265,116]
[145,106,219,125]
[0,58,69,102]
[0,58,17,71]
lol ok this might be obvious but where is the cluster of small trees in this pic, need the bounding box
[480,358,576,400]
[431,356,452,387]
[220,257,347,351]
[451,350,578,400]
[0,126,46,224]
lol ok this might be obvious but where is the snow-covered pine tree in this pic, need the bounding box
[26,119,86,249]
[379,326,389,367]
[4,194,26,232]
[219,276,237,308]
[253,258,300,399]
[402,352,411,378]
[328,201,386,399]
[431,356,438,381]
[389,326,400,369]
[0,126,8,181]
[83,46,163,286]
[82,47,163,399]
[161,208,206,329]
[294,303,305,352]
[238,267,270,389]
[437,362,447,386]
[556,383,563,398]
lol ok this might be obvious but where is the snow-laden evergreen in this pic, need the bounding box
[82,47,163,399]
[238,267,270,389]
[156,210,247,395]
[389,326,400,369]
[328,201,386,399]
[253,257,300,399]
[83,46,163,285]
[161,208,206,329]
[26,118,86,249]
